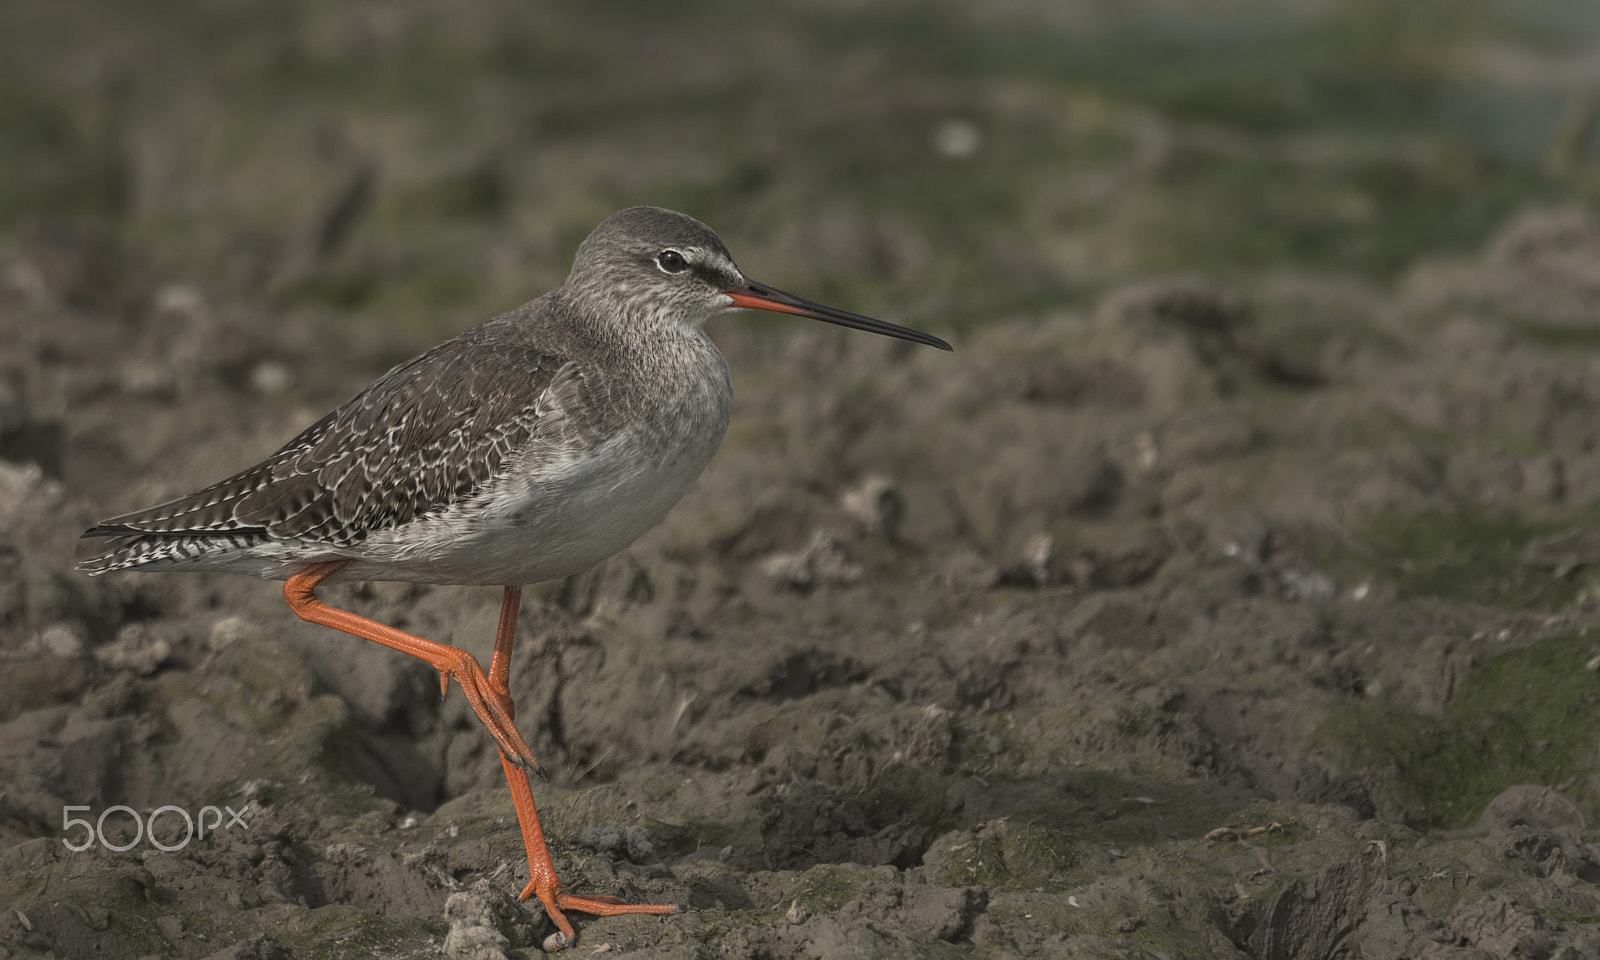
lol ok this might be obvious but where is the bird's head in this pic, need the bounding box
[566,206,952,351]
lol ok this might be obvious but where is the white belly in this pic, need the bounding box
[335,425,723,585]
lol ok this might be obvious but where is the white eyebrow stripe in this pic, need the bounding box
[699,250,737,273]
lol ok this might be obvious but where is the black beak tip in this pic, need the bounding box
[728,285,954,353]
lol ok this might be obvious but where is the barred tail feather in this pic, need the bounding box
[78,532,269,575]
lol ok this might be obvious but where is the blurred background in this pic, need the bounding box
[8,1,1600,957]
[5,0,1599,341]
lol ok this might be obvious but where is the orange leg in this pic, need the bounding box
[283,560,537,771]
[484,585,681,947]
[286,564,679,946]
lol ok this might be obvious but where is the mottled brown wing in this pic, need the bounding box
[83,321,586,546]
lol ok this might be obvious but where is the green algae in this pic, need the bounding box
[789,862,873,914]
[930,821,1081,893]
[1316,630,1600,827]
[269,904,444,960]
[12,863,169,958]
[1344,509,1600,611]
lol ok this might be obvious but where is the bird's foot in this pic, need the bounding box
[522,881,683,950]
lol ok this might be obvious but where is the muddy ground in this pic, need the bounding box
[6,1,1600,958]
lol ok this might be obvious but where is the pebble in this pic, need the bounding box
[208,616,260,651]
[35,622,86,657]
[761,529,862,589]
[442,889,511,960]
[94,625,173,675]
[840,474,903,539]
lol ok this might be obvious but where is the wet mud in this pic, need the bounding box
[6,206,1600,958]
[6,1,1600,957]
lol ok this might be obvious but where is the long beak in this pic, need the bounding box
[725,280,953,352]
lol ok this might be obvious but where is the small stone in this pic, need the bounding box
[1115,916,1140,933]
[785,899,808,924]
[1281,569,1336,602]
[153,283,206,319]
[761,529,862,590]
[444,923,510,960]
[999,533,1054,586]
[208,616,259,651]
[35,622,86,657]
[939,550,1001,591]
[442,889,510,960]
[119,360,177,399]
[1134,431,1159,471]
[0,460,45,513]
[95,624,174,675]
[250,361,294,397]
[840,474,904,539]
[1021,534,1053,583]
[933,119,982,158]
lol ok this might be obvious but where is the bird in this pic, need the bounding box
[79,205,952,947]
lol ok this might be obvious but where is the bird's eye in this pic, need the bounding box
[655,250,689,274]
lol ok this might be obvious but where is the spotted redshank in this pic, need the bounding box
[79,205,951,946]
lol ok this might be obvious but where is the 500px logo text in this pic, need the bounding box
[62,803,249,852]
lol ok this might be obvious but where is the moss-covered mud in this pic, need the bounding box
[1319,629,1600,828]
[7,0,1600,957]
